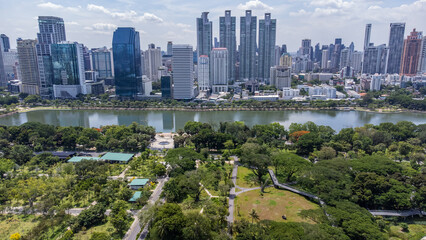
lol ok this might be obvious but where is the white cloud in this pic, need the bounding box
[86,4,163,23]
[237,0,273,11]
[310,0,354,8]
[65,21,79,26]
[37,2,63,9]
[289,9,308,16]
[91,23,118,31]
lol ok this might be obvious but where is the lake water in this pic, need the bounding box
[0,109,424,132]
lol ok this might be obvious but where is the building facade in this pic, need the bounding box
[258,13,276,83]
[196,12,212,58]
[17,39,40,94]
[1,34,10,52]
[239,10,257,81]
[91,47,113,79]
[362,44,388,74]
[161,76,172,98]
[211,48,228,93]
[144,44,162,82]
[172,44,194,99]
[387,23,405,74]
[400,29,423,76]
[219,10,236,82]
[112,27,142,98]
[419,36,426,73]
[270,66,291,90]
[197,55,210,91]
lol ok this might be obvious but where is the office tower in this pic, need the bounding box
[362,44,388,74]
[172,44,194,99]
[112,27,142,98]
[161,76,172,98]
[17,39,40,94]
[36,16,67,98]
[301,39,311,57]
[50,42,86,98]
[281,44,287,54]
[219,10,236,82]
[211,48,228,93]
[258,13,276,83]
[280,53,292,68]
[270,66,291,89]
[274,46,281,66]
[239,10,257,81]
[364,24,372,51]
[351,51,363,73]
[82,46,91,71]
[335,38,342,45]
[198,55,209,91]
[1,34,10,52]
[144,43,162,82]
[91,47,113,79]
[167,41,173,55]
[314,43,321,62]
[340,48,349,68]
[2,50,19,80]
[214,37,219,48]
[0,42,6,87]
[196,12,212,57]
[419,37,426,73]
[400,29,423,76]
[331,38,342,70]
[387,23,405,74]
[321,49,329,69]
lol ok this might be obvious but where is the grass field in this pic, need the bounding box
[234,188,319,224]
[0,215,40,239]
[389,224,426,240]
[73,221,116,240]
[236,166,259,188]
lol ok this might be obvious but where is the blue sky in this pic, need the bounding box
[1,0,425,52]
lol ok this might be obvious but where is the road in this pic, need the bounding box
[227,161,238,225]
[122,177,168,240]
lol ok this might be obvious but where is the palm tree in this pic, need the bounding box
[249,209,260,223]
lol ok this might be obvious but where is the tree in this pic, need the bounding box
[24,95,41,105]
[240,143,271,187]
[73,204,106,232]
[89,232,110,240]
[110,200,131,235]
[272,152,311,182]
[295,133,323,156]
[59,230,73,240]
[316,146,337,160]
[182,213,212,240]
[8,145,32,166]
[249,209,259,223]
[165,148,203,175]
[0,158,14,178]
[150,203,186,240]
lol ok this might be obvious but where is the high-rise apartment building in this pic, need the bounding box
[270,66,291,89]
[400,29,423,76]
[1,34,10,52]
[219,10,236,82]
[258,13,276,83]
[198,55,209,91]
[144,44,162,82]
[419,36,426,73]
[17,39,40,94]
[112,27,142,98]
[172,44,194,99]
[211,48,228,93]
[364,24,372,51]
[321,49,329,69]
[387,23,405,74]
[51,42,86,98]
[280,53,292,68]
[0,41,6,87]
[351,51,363,73]
[239,10,257,81]
[91,47,113,79]
[196,12,212,57]
[362,44,388,74]
[36,16,67,98]
[300,39,311,57]
[340,48,350,68]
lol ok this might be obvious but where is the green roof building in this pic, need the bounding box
[129,178,149,190]
[100,152,134,163]
[68,156,100,163]
[129,191,142,202]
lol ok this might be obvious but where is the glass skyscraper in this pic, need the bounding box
[219,10,236,82]
[196,12,212,58]
[1,34,10,52]
[91,47,113,79]
[258,13,276,83]
[17,39,40,94]
[387,23,405,74]
[36,16,67,98]
[112,27,142,98]
[239,10,257,81]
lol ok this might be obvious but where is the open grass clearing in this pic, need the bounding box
[389,224,426,240]
[0,214,40,239]
[236,166,259,188]
[234,188,319,224]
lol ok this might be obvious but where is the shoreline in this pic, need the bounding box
[0,105,423,117]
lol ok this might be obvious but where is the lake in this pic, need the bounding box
[0,109,424,132]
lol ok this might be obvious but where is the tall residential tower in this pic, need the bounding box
[219,10,236,82]
[239,10,257,81]
[258,13,276,83]
[387,23,405,74]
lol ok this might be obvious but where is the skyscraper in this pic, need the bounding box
[364,24,372,51]
[51,42,86,98]
[167,41,173,55]
[400,29,423,76]
[300,39,312,59]
[196,12,212,57]
[144,43,162,82]
[82,46,91,71]
[280,53,292,68]
[211,48,228,93]
[351,51,363,73]
[112,27,142,98]
[91,47,113,79]
[387,23,405,74]
[0,41,6,87]
[1,34,10,52]
[198,55,209,91]
[258,13,276,83]
[36,16,66,98]
[419,36,426,73]
[17,39,40,94]
[172,44,194,99]
[321,49,329,69]
[281,44,287,54]
[239,10,257,81]
[219,10,236,82]
[362,44,388,74]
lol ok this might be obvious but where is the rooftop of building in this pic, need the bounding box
[100,152,134,162]
[68,156,100,163]
[129,179,149,186]
[129,191,142,202]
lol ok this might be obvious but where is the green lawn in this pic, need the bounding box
[73,221,116,240]
[389,224,426,240]
[0,215,40,239]
[236,166,259,188]
[234,188,319,224]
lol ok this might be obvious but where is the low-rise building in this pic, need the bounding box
[129,179,149,190]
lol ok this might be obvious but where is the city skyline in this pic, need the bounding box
[0,0,425,51]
